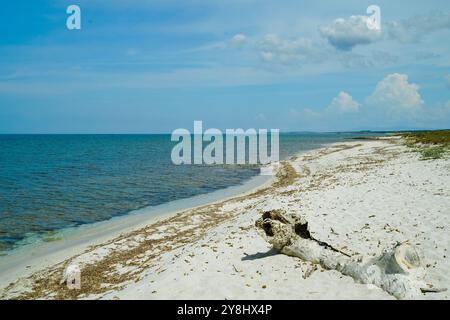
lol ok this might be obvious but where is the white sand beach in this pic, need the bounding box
[1,136,449,300]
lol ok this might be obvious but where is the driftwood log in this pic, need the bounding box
[255,209,434,299]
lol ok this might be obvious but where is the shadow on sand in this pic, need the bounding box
[241,248,279,261]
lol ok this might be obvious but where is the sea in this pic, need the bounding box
[0,133,379,253]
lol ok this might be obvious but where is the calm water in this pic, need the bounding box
[0,133,376,252]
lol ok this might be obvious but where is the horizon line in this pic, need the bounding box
[1,128,449,135]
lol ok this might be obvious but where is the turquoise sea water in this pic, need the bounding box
[0,133,377,252]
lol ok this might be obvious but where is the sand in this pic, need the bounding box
[1,137,449,300]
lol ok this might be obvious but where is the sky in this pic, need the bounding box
[0,0,450,133]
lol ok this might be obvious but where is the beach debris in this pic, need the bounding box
[60,264,81,290]
[255,209,440,299]
[420,285,447,294]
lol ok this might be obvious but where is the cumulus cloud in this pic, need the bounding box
[366,73,423,110]
[256,34,320,64]
[286,75,448,130]
[320,15,382,51]
[230,34,247,46]
[328,91,360,112]
[387,12,450,43]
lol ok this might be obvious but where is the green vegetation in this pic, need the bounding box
[401,130,450,160]
[402,130,450,144]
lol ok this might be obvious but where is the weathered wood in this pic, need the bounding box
[255,209,434,299]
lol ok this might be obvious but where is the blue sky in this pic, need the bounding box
[0,0,450,133]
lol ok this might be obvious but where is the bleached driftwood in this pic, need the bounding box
[255,209,430,299]
[60,264,81,290]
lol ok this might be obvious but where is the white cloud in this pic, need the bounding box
[387,12,450,43]
[338,51,398,69]
[260,51,274,62]
[256,34,320,64]
[320,15,382,51]
[230,34,247,46]
[366,73,423,110]
[328,91,360,112]
[286,75,447,130]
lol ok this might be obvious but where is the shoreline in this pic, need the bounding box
[0,166,275,290]
[0,138,331,280]
[0,134,368,256]
[2,138,448,300]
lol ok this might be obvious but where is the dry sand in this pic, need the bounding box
[1,137,449,300]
